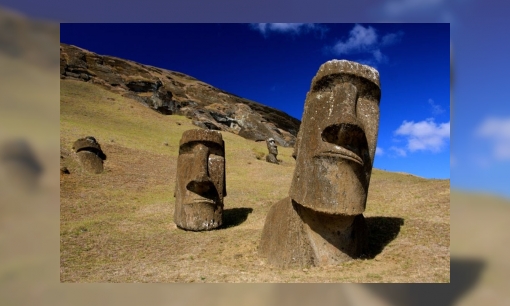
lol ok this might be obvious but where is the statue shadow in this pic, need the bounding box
[365,257,485,305]
[364,216,404,259]
[221,207,253,229]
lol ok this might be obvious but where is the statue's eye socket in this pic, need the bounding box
[179,142,224,156]
[321,124,366,149]
[208,147,224,156]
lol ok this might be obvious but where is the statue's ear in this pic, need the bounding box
[292,92,308,160]
[292,125,303,160]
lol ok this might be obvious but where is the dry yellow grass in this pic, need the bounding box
[60,79,449,283]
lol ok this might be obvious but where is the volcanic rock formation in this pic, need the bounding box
[60,43,300,147]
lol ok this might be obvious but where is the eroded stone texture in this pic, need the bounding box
[72,136,106,174]
[265,138,279,164]
[174,129,226,231]
[260,60,381,268]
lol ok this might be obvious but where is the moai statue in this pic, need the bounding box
[259,60,381,268]
[174,129,226,231]
[72,136,106,174]
[265,138,279,164]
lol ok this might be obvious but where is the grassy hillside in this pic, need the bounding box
[60,79,450,283]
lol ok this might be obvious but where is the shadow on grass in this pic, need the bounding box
[221,207,253,229]
[364,216,404,259]
[365,257,484,305]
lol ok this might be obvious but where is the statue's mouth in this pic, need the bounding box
[316,145,364,165]
[192,198,216,205]
[315,123,368,166]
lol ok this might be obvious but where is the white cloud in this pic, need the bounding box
[381,31,404,46]
[329,24,403,65]
[372,49,387,64]
[428,98,445,115]
[476,117,510,160]
[390,146,407,157]
[333,24,378,55]
[250,23,325,36]
[394,119,450,153]
[376,147,385,156]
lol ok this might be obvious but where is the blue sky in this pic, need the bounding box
[5,0,510,198]
[60,23,451,180]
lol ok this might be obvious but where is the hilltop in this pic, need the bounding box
[60,43,300,147]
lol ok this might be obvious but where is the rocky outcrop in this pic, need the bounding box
[60,43,300,147]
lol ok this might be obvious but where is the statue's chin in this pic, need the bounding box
[291,158,367,215]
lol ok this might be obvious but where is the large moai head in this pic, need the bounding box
[174,129,226,231]
[290,60,381,215]
[72,136,106,174]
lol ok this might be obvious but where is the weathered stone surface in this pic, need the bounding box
[291,59,381,215]
[60,43,300,147]
[174,129,226,231]
[259,197,367,268]
[265,138,279,164]
[260,60,381,268]
[72,136,106,174]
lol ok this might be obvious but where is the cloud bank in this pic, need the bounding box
[329,24,403,65]
[393,119,450,155]
[249,23,326,36]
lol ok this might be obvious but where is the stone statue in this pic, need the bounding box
[259,60,381,268]
[72,136,106,174]
[265,138,279,164]
[174,129,226,231]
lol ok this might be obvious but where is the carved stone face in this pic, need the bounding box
[290,60,381,215]
[72,136,106,174]
[174,129,226,230]
[266,138,278,155]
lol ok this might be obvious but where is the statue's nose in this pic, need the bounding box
[186,144,214,195]
[320,83,367,153]
[333,82,358,123]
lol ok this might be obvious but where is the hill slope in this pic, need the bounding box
[60,43,300,147]
[60,79,449,282]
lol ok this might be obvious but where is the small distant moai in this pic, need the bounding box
[174,129,226,231]
[265,138,279,164]
[259,60,381,268]
[72,136,106,174]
